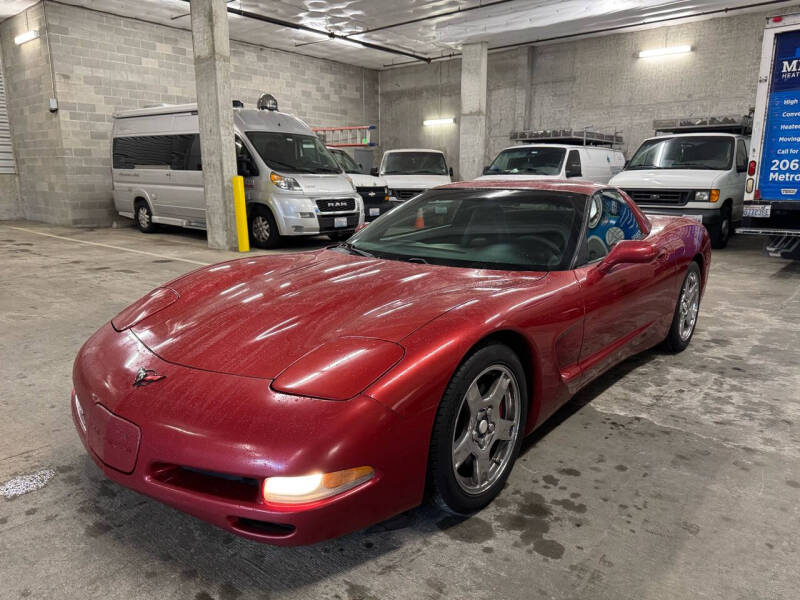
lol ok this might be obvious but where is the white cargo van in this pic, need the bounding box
[610,130,749,249]
[111,97,363,248]
[376,149,453,202]
[478,144,624,183]
[328,147,393,221]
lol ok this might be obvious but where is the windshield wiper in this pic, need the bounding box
[267,159,315,174]
[338,242,374,258]
[406,257,428,264]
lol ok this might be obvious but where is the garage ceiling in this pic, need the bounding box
[2,0,796,69]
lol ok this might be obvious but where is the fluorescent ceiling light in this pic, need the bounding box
[14,29,39,45]
[638,45,692,58]
[424,117,455,126]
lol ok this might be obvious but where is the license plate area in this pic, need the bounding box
[683,214,704,223]
[334,216,348,228]
[743,204,772,218]
[369,208,380,216]
[87,404,141,473]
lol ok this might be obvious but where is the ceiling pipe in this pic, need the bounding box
[381,0,796,68]
[177,0,431,63]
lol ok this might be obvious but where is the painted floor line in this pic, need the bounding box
[6,226,211,266]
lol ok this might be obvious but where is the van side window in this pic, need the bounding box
[170,135,194,171]
[235,137,258,177]
[565,150,582,177]
[584,191,644,262]
[113,136,172,169]
[736,140,747,172]
[186,135,202,171]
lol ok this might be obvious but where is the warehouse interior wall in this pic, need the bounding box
[0,1,379,227]
[380,7,800,179]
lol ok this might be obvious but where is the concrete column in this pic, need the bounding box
[190,0,237,250]
[458,42,488,181]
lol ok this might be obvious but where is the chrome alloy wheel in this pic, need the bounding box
[252,214,271,242]
[678,270,700,341]
[137,205,151,228]
[451,365,521,495]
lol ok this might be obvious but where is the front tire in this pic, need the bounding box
[710,205,731,249]
[663,261,702,353]
[428,343,528,515]
[134,200,157,233]
[249,205,281,249]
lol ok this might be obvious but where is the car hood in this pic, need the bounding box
[291,173,355,194]
[130,250,545,379]
[610,169,724,189]
[476,174,562,181]
[350,173,386,188]
[383,174,451,190]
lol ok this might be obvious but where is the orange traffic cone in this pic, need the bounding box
[414,208,425,229]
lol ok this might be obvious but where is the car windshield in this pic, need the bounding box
[343,188,586,271]
[331,149,364,174]
[245,132,342,174]
[485,147,566,175]
[382,152,448,175]
[626,136,734,170]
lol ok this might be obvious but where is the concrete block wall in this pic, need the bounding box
[0,3,69,223]
[0,1,379,227]
[379,7,800,176]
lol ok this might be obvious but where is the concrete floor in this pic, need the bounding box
[1,221,799,600]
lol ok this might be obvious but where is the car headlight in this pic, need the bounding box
[262,466,374,504]
[270,172,302,191]
[695,189,720,203]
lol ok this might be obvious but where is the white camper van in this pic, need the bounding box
[328,147,393,221]
[478,144,625,183]
[377,149,453,202]
[111,96,363,248]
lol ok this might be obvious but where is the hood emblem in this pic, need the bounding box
[133,367,166,388]
[367,191,376,197]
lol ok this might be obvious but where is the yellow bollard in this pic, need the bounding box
[232,175,250,252]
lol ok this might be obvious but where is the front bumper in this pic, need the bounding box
[639,205,722,226]
[71,324,428,545]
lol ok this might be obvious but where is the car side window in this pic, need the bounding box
[235,137,258,177]
[584,191,644,262]
[186,135,202,171]
[735,140,747,172]
[565,150,582,177]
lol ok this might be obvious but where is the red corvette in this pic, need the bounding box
[71,180,710,545]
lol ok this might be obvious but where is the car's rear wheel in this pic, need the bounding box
[134,199,156,233]
[663,261,702,353]
[249,205,280,249]
[428,343,528,514]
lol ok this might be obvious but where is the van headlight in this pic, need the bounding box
[270,172,302,191]
[694,189,720,203]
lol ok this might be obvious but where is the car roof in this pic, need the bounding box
[500,144,622,152]
[646,132,746,139]
[440,178,605,195]
[383,148,444,154]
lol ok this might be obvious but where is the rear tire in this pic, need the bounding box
[428,343,528,515]
[134,200,157,233]
[663,261,702,353]
[710,205,731,249]
[249,205,281,249]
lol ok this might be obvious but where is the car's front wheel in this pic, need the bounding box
[428,343,528,514]
[710,205,731,249]
[663,261,702,353]
[249,205,281,249]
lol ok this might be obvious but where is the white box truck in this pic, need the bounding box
[740,13,800,259]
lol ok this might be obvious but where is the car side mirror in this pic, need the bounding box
[482,165,491,175]
[565,164,582,178]
[237,158,257,177]
[370,167,379,176]
[449,166,454,178]
[589,241,658,282]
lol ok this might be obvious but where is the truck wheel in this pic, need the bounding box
[710,205,731,249]
[134,200,157,233]
[249,205,281,249]
[663,261,702,353]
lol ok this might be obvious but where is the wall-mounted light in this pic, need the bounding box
[638,45,692,59]
[14,29,39,45]
[423,117,455,126]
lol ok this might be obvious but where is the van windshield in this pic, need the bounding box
[382,152,448,175]
[245,132,342,174]
[331,149,364,174]
[485,147,566,175]
[626,136,734,170]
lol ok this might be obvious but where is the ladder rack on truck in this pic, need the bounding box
[740,13,800,258]
[653,113,753,135]
[510,128,623,147]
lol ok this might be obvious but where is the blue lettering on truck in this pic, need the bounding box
[759,30,800,199]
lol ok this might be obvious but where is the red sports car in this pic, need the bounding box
[71,180,710,545]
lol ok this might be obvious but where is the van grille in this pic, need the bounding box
[623,189,692,206]
[393,189,423,201]
[316,198,355,212]
[357,187,386,205]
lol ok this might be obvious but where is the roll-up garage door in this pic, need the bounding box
[0,59,16,174]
